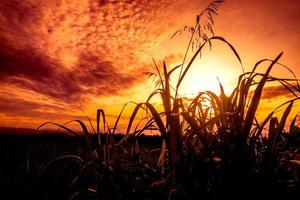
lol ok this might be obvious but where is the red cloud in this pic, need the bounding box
[262,84,299,100]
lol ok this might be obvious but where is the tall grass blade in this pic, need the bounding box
[271,101,294,153]
[243,53,283,141]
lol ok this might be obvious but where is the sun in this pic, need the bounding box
[170,50,243,98]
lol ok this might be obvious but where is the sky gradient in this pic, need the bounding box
[1,0,300,131]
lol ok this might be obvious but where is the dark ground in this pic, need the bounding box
[0,132,162,200]
[0,130,299,200]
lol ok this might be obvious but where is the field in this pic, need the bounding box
[0,134,163,199]
[0,130,299,200]
[1,1,300,199]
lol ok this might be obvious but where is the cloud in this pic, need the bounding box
[0,91,97,130]
[0,0,203,128]
[0,95,68,118]
[0,46,137,102]
[262,84,299,100]
[0,0,193,104]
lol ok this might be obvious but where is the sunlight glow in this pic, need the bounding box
[170,48,243,98]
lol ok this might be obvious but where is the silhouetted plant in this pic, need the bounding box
[33,1,300,199]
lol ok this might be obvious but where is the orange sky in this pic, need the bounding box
[0,0,300,132]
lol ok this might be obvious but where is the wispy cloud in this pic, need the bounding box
[0,0,196,127]
[262,84,299,100]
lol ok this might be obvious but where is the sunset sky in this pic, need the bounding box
[1,0,300,132]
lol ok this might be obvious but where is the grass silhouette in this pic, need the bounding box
[2,1,300,199]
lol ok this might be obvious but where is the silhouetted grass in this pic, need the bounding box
[2,1,300,199]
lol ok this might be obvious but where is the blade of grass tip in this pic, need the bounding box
[251,111,274,145]
[117,103,145,144]
[133,116,151,135]
[217,77,227,112]
[255,74,300,97]
[97,109,100,134]
[262,98,299,144]
[277,80,299,98]
[267,117,278,152]
[126,103,143,136]
[228,87,237,111]
[78,105,96,134]
[217,77,226,98]
[37,122,79,137]
[152,58,164,90]
[62,120,94,150]
[243,52,283,140]
[146,89,164,103]
[236,77,247,114]
[106,121,112,134]
[211,36,244,72]
[145,103,167,140]
[97,109,106,133]
[97,109,111,167]
[112,103,128,134]
[167,63,182,77]
[248,59,269,80]
[129,101,152,115]
[289,114,298,136]
[135,117,160,136]
[254,117,259,128]
[267,59,300,91]
[97,109,108,147]
[271,101,294,153]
